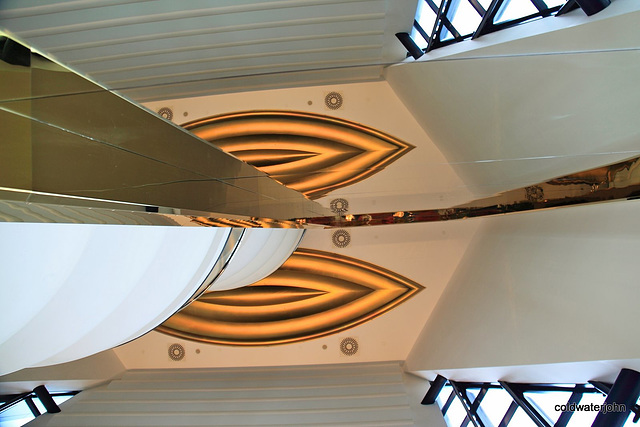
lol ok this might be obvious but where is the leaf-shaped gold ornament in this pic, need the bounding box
[157,249,424,345]
[182,111,414,199]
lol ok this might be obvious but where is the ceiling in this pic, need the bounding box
[0,0,417,102]
[1,0,640,407]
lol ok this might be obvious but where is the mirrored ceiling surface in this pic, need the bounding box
[0,38,328,220]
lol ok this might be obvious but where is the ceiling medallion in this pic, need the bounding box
[182,111,414,199]
[324,91,343,110]
[330,198,349,215]
[332,229,351,248]
[340,337,359,356]
[168,343,185,361]
[157,107,173,121]
[157,249,424,346]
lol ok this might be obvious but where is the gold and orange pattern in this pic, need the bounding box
[182,111,414,199]
[157,248,424,345]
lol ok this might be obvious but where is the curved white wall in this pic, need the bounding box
[0,223,231,375]
[209,228,304,291]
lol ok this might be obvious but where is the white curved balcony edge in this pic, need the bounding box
[0,223,233,375]
[207,228,305,292]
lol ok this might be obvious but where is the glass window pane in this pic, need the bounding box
[33,398,46,414]
[450,0,482,36]
[510,407,539,426]
[478,0,494,8]
[411,27,429,50]
[0,400,36,427]
[412,0,436,50]
[566,392,604,427]
[482,388,515,426]
[441,29,455,41]
[444,394,468,427]
[416,1,438,35]
[624,411,639,426]
[620,395,639,427]
[524,391,569,424]
[436,385,454,408]
[494,0,538,24]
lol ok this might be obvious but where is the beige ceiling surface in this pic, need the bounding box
[0,0,417,102]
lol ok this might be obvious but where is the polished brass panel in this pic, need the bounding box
[4,152,639,228]
[0,38,327,220]
[303,155,640,227]
[157,248,424,345]
[183,111,415,199]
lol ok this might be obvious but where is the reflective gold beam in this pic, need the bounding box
[301,155,640,228]
[6,155,638,228]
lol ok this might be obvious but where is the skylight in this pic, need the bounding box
[0,392,76,427]
[409,0,571,53]
[430,380,640,427]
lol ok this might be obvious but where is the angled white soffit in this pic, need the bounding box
[385,0,640,197]
[0,0,417,102]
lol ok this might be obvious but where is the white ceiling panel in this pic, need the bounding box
[0,0,417,102]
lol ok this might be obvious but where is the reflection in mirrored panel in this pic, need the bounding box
[5,46,640,227]
[0,37,327,221]
[303,154,640,228]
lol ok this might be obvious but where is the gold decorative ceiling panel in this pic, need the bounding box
[182,111,414,199]
[157,248,423,346]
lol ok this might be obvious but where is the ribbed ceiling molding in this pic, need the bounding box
[34,363,414,426]
[0,0,417,101]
